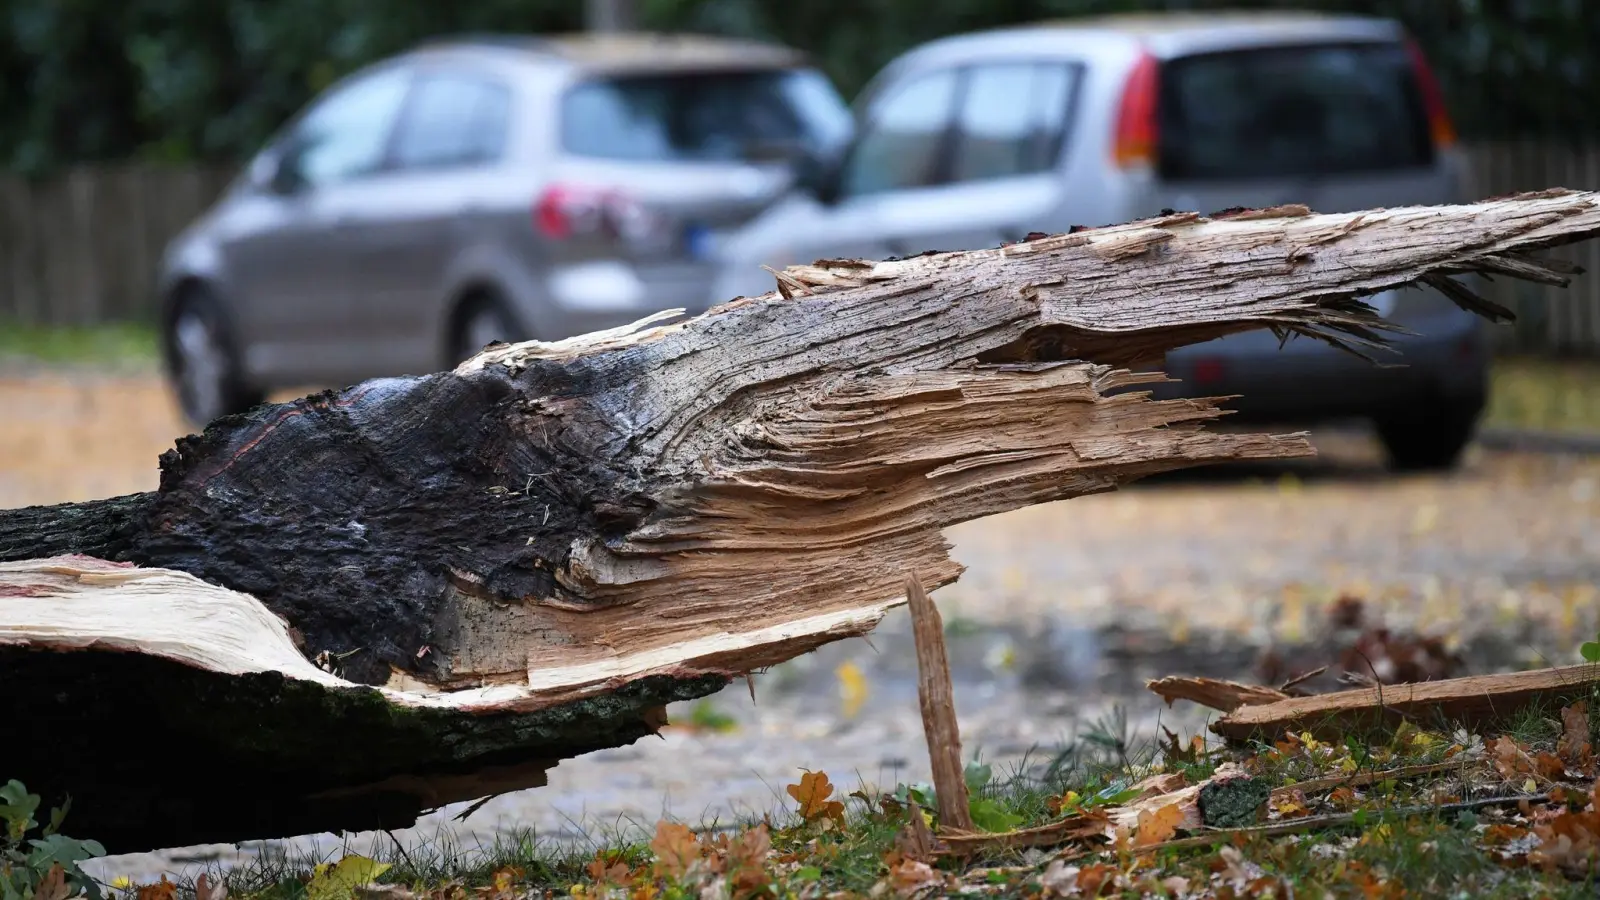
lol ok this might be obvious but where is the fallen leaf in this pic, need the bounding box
[1327,786,1360,810]
[306,856,393,900]
[1073,862,1120,896]
[721,825,771,894]
[196,873,228,900]
[484,866,521,898]
[1272,789,1311,820]
[33,864,71,900]
[649,821,702,879]
[1528,803,1600,874]
[585,854,630,886]
[1558,702,1594,774]
[886,857,942,897]
[787,770,846,823]
[1134,802,1184,847]
[1534,750,1567,780]
[1491,736,1537,779]
[137,877,178,900]
[892,798,937,862]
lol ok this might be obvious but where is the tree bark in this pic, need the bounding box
[3,191,1599,853]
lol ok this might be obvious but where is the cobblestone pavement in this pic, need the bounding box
[3,372,1598,885]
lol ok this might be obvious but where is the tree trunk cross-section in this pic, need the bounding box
[3,191,1600,852]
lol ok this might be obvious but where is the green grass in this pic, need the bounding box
[0,320,159,368]
[64,694,1600,899]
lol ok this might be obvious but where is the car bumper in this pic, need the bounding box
[1149,309,1489,423]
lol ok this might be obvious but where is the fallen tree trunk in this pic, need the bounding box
[4,191,1600,853]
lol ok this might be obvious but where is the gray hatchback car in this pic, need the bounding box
[158,32,853,425]
[715,12,1487,470]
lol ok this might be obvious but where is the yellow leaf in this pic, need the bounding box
[1359,823,1393,846]
[1134,803,1184,847]
[1524,778,1539,794]
[306,855,392,900]
[836,661,868,720]
[787,770,847,823]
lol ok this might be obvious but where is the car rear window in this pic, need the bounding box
[560,68,852,163]
[1156,42,1435,181]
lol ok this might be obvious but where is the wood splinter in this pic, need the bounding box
[905,572,975,833]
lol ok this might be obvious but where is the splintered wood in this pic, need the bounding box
[6,191,1600,851]
[1150,666,1600,742]
[906,573,975,833]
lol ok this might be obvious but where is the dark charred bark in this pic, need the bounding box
[5,644,717,854]
[0,493,154,563]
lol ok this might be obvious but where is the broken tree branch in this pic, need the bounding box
[1207,664,1600,742]
[4,191,1600,852]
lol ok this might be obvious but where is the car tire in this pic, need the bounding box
[451,292,527,365]
[163,285,265,427]
[1374,401,1481,472]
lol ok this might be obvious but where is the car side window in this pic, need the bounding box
[391,72,514,171]
[838,68,959,199]
[281,66,413,190]
[949,62,1079,183]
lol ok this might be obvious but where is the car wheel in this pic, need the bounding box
[1374,402,1481,472]
[164,286,264,427]
[451,293,526,365]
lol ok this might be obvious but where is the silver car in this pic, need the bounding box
[159,32,853,425]
[714,12,1487,470]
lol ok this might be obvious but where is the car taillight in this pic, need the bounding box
[1404,38,1456,150]
[1111,50,1160,169]
[534,184,661,242]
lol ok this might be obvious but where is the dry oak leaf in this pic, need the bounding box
[891,799,938,862]
[138,877,180,900]
[787,770,847,823]
[33,864,71,900]
[1072,862,1121,896]
[1534,750,1568,780]
[1490,736,1537,779]
[196,873,229,900]
[885,858,943,897]
[649,821,703,880]
[1558,702,1595,774]
[584,854,631,887]
[711,825,772,896]
[1134,802,1185,847]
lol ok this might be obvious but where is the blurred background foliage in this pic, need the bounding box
[1,0,1595,174]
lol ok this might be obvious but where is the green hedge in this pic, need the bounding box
[3,0,1595,174]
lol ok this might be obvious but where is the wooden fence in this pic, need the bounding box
[0,165,237,327]
[1462,142,1600,355]
[1,145,1599,352]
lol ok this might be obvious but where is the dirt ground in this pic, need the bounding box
[5,370,1600,884]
